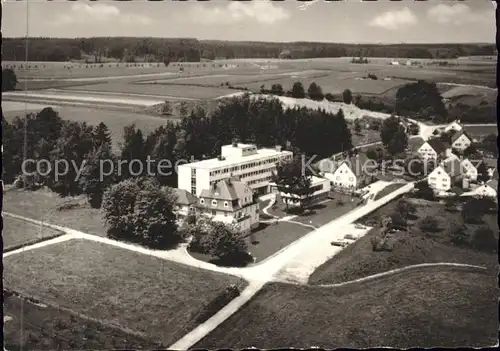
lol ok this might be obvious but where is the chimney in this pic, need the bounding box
[275,145,282,152]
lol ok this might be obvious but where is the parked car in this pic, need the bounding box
[331,240,349,247]
[344,234,357,240]
[354,224,365,229]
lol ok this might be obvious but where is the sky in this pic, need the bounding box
[2,0,496,43]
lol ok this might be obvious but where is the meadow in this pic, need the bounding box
[3,239,247,347]
[195,268,498,348]
[2,216,64,252]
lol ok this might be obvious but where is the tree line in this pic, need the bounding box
[3,37,495,62]
[3,94,352,206]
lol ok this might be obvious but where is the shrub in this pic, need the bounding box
[419,216,440,233]
[472,227,496,253]
[449,222,469,246]
[195,284,240,324]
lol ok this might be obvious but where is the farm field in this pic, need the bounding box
[195,268,498,348]
[3,104,175,152]
[59,81,238,99]
[308,197,498,285]
[4,292,162,350]
[3,239,247,347]
[2,216,64,252]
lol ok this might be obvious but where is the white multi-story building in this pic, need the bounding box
[427,159,462,192]
[444,120,463,133]
[178,143,293,196]
[451,130,472,152]
[460,159,478,181]
[197,179,259,234]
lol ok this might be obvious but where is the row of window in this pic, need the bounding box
[199,196,252,208]
[248,176,273,185]
[208,155,291,176]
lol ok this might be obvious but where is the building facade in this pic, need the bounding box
[197,179,259,234]
[328,154,373,191]
[417,139,447,161]
[270,176,331,209]
[178,143,293,197]
[427,159,461,192]
[451,130,472,151]
[460,159,478,181]
[444,120,463,133]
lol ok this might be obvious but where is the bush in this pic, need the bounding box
[195,284,240,324]
[472,227,496,253]
[419,216,440,233]
[449,222,469,246]
[368,73,378,80]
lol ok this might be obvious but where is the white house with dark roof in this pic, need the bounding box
[327,154,376,191]
[427,158,462,192]
[417,139,448,161]
[460,158,478,181]
[444,120,463,133]
[197,178,259,234]
[451,130,472,151]
[462,180,497,199]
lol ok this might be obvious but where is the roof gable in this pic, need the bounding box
[451,130,471,144]
[427,138,448,154]
[200,179,252,201]
[173,188,198,206]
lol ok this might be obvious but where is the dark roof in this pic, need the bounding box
[173,188,197,206]
[483,158,497,169]
[427,138,448,154]
[340,153,371,176]
[441,158,462,178]
[451,129,472,144]
[487,179,498,191]
[199,179,252,201]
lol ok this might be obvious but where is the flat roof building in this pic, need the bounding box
[178,143,293,196]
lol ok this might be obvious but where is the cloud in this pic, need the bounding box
[427,4,484,25]
[53,4,152,27]
[369,7,417,30]
[189,1,290,25]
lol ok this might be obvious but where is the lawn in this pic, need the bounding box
[3,104,176,152]
[188,221,313,264]
[308,197,498,285]
[2,216,64,252]
[373,183,406,201]
[3,239,247,347]
[271,197,361,228]
[3,291,162,350]
[245,222,313,262]
[195,268,498,348]
[60,81,237,100]
[3,188,107,237]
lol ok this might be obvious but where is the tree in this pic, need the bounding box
[270,84,284,96]
[414,180,435,201]
[2,68,18,91]
[48,121,94,196]
[307,82,324,101]
[390,212,407,229]
[380,116,408,155]
[419,216,440,233]
[102,178,181,248]
[342,89,353,104]
[120,124,146,179]
[395,80,447,121]
[161,100,172,115]
[449,222,469,246]
[260,84,266,93]
[291,82,306,99]
[178,101,189,118]
[472,227,496,253]
[476,160,490,183]
[79,144,116,208]
[461,198,484,224]
[274,154,313,211]
[396,200,416,220]
[92,122,112,149]
[353,119,362,135]
[188,220,250,266]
